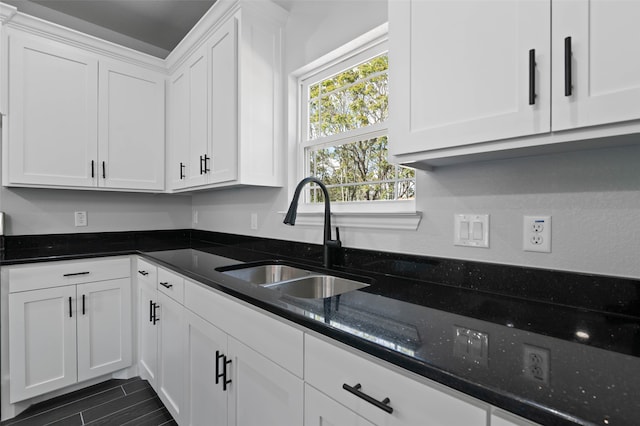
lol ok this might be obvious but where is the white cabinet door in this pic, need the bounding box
[76,278,132,382]
[8,286,78,403]
[138,277,159,387]
[186,46,211,188]
[305,384,375,426]
[7,34,98,187]
[167,66,190,190]
[552,0,640,131]
[98,61,165,191]
[157,291,185,423]
[183,309,228,426]
[208,17,238,184]
[389,0,550,155]
[227,337,303,426]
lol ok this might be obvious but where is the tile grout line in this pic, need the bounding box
[119,407,167,426]
[83,395,159,425]
[80,411,85,425]
[121,385,127,396]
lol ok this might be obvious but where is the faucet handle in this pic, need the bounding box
[334,227,342,246]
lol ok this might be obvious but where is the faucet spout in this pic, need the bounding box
[284,177,341,269]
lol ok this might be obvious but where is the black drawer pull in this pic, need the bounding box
[223,357,232,391]
[91,160,95,178]
[149,300,154,323]
[102,161,106,179]
[69,296,73,318]
[564,36,572,96]
[152,303,159,325]
[179,162,185,180]
[528,49,536,105]
[159,281,173,289]
[342,383,393,414]
[138,270,149,276]
[82,294,86,315]
[63,271,90,277]
[215,351,224,385]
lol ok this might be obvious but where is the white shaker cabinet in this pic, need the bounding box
[305,384,376,426]
[98,61,165,191]
[389,0,550,155]
[136,259,159,388]
[7,257,132,403]
[551,0,640,131]
[6,33,99,188]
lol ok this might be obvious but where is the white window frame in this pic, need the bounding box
[287,23,420,230]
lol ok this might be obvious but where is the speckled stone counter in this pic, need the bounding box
[2,230,639,425]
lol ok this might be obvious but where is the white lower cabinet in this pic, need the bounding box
[157,292,186,422]
[305,334,488,426]
[7,257,132,403]
[305,384,375,426]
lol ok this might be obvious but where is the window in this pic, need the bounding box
[298,32,415,209]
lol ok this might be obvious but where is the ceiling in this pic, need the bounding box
[3,0,221,58]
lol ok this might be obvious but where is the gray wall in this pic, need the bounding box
[192,0,640,279]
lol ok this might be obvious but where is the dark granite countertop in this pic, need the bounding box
[2,230,639,425]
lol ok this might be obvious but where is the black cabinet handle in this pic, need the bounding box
[179,162,185,180]
[159,281,173,289]
[223,356,232,391]
[564,36,572,96]
[138,270,149,276]
[91,160,95,178]
[204,155,210,173]
[215,351,224,385]
[102,161,106,179]
[342,383,393,414]
[63,271,90,277]
[149,300,153,323]
[152,303,159,325]
[82,294,86,315]
[528,49,536,105]
[199,155,204,175]
[69,296,73,318]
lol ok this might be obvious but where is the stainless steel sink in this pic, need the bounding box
[266,275,369,299]
[221,264,312,285]
[219,263,369,298]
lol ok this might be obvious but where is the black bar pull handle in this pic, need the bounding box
[138,270,149,276]
[149,300,153,323]
[342,383,393,414]
[204,155,210,173]
[152,303,159,324]
[179,162,185,180]
[564,36,572,96]
[63,271,90,277]
[82,294,86,315]
[215,351,225,385]
[200,155,204,175]
[69,296,73,318]
[91,160,95,178]
[528,49,536,105]
[159,281,173,289]
[101,161,106,179]
[223,356,232,391]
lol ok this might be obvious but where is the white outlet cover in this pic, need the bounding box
[523,215,551,253]
[74,211,87,227]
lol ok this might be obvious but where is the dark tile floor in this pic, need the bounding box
[1,377,176,426]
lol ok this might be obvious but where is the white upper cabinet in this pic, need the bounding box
[552,0,640,130]
[389,0,550,155]
[389,0,640,167]
[98,61,165,191]
[166,2,287,192]
[7,34,99,188]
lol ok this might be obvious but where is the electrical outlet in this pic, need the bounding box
[74,211,87,227]
[523,216,551,253]
[523,344,550,384]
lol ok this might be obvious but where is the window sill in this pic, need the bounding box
[279,210,422,231]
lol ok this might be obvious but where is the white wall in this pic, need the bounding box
[192,0,640,279]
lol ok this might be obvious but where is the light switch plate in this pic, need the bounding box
[454,214,489,248]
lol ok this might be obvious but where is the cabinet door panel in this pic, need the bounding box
[187,48,210,187]
[98,61,165,190]
[168,67,190,190]
[305,384,375,426]
[208,17,238,184]
[228,337,303,426]
[9,286,77,403]
[389,0,550,155]
[552,0,640,130]
[8,34,98,187]
[157,292,185,422]
[76,278,132,382]
[138,279,158,386]
[183,309,228,426]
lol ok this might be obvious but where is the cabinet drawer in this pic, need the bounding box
[135,258,158,286]
[9,257,130,293]
[157,267,184,304]
[184,280,303,378]
[305,334,488,426]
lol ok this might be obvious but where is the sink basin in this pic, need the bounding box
[266,275,369,299]
[220,264,312,285]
